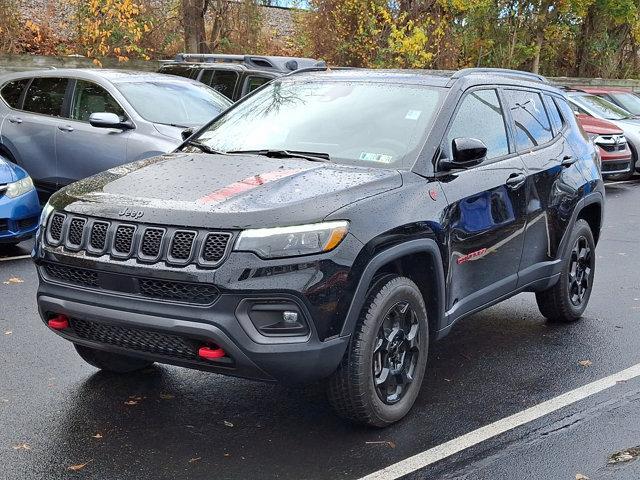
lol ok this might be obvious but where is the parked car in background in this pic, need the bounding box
[575,113,632,179]
[565,90,640,180]
[577,86,640,117]
[0,155,40,247]
[158,53,326,101]
[0,69,232,199]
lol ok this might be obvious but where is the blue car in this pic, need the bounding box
[0,156,41,246]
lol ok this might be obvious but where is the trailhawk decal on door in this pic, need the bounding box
[197,168,304,205]
[456,248,488,265]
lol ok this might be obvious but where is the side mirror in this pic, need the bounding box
[89,112,133,130]
[440,138,487,171]
[181,127,195,141]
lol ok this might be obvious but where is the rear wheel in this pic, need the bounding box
[536,219,595,323]
[74,344,153,373]
[327,275,429,427]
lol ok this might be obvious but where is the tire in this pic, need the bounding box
[74,344,153,373]
[327,275,429,427]
[536,219,596,323]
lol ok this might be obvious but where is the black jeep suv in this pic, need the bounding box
[34,67,604,427]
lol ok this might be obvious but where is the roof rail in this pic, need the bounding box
[172,53,325,72]
[451,68,549,84]
[283,66,355,77]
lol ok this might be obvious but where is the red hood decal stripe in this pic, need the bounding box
[197,168,304,205]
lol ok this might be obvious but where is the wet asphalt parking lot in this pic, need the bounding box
[1,177,639,480]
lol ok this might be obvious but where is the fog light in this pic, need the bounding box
[282,311,299,324]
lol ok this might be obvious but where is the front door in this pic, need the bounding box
[439,88,528,321]
[55,80,130,186]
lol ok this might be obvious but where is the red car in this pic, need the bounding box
[576,113,632,178]
[578,86,640,117]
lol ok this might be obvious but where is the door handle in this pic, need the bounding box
[561,155,576,167]
[8,116,22,124]
[506,173,526,190]
[58,125,74,132]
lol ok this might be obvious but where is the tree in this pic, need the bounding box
[182,0,208,52]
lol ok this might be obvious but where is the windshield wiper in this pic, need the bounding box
[185,140,226,155]
[227,149,332,163]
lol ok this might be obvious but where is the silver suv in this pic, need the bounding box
[0,69,231,198]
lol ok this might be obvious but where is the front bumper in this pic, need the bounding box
[0,189,41,243]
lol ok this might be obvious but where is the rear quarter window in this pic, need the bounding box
[0,79,30,109]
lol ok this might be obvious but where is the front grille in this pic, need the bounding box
[67,218,86,246]
[44,263,99,287]
[170,231,196,260]
[138,278,218,304]
[17,217,37,230]
[42,262,218,305]
[89,222,109,250]
[140,228,164,258]
[600,144,627,152]
[71,318,199,360]
[44,213,232,269]
[114,225,135,255]
[602,161,630,173]
[0,219,7,232]
[202,233,230,263]
[49,213,65,242]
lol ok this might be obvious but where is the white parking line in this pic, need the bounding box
[0,254,31,262]
[360,362,640,480]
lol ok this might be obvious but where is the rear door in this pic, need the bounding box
[439,88,528,320]
[502,90,584,286]
[1,76,70,193]
[55,79,131,185]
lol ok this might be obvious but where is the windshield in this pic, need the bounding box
[189,79,444,169]
[571,94,631,120]
[116,81,231,127]
[610,92,640,116]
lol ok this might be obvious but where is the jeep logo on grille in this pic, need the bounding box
[118,207,144,219]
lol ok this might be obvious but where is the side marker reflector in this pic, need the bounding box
[48,315,69,330]
[198,346,226,360]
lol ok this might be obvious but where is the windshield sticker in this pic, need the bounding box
[405,110,422,120]
[359,152,393,163]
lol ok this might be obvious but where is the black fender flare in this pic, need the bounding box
[339,238,446,338]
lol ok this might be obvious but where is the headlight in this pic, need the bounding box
[6,176,34,198]
[235,221,349,259]
[39,201,54,227]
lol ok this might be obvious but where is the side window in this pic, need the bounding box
[70,80,126,122]
[200,69,215,86]
[244,76,271,95]
[504,90,553,151]
[0,79,30,109]
[23,77,68,117]
[544,94,564,135]
[447,89,509,160]
[205,70,238,99]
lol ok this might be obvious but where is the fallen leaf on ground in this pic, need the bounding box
[3,277,23,285]
[91,433,103,439]
[608,446,640,464]
[188,457,201,463]
[67,460,92,471]
[12,442,31,450]
[576,474,589,480]
[124,400,138,406]
[4,331,12,335]
[159,394,174,400]
[578,360,592,367]
[365,441,396,448]
[223,420,234,427]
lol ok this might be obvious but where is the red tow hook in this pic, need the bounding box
[48,315,69,330]
[198,346,226,360]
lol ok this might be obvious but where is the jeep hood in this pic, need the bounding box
[52,153,403,229]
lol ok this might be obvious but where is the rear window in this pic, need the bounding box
[23,77,68,116]
[159,65,196,79]
[0,79,29,109]
[504,90,553,151]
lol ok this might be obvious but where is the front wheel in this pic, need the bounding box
[327,275,429,427]
[536,219,596,323]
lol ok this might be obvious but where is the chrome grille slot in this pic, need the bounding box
[67,218,86,247]
[140,227,165,259]
[89,221,109,251]
[113,225,136,255]
[169,231,196,261]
